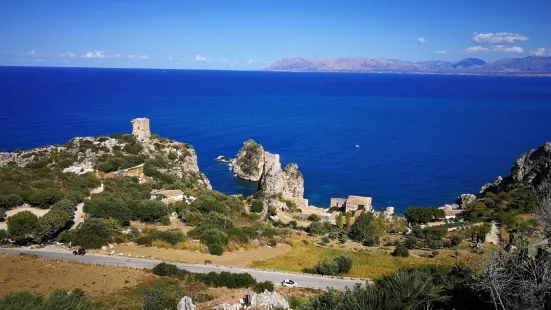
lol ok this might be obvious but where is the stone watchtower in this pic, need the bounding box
[131,118,151,141]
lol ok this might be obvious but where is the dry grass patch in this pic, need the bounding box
[94,242,291,267]
[250,241,487,279]
[0,253,155,299]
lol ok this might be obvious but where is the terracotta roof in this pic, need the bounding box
[150,189,184,198]
[346,195,372,206]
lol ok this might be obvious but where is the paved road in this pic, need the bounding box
[0,247,365,290]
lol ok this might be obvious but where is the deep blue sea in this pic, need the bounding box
[1,67,551,213]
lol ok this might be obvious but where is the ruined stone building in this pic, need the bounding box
[131,118,151,141]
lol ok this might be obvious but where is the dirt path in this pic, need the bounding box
[486,221,500,245]
[71,183,104,230]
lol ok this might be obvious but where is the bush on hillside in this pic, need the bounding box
[0,289,93,310]
[152,262,184,277]
[195,271,257,288]
[7,211,38,241]
[83,195,132,226]
[0,208,5,222]
[250,199,264,213]
[72,218,120,249]
[34,208,71,243]
[334,256,353,273]
[311,258,339,276]
[308,214,321,222]
[392,244,410,257]
[133,200,168,223]
[0,194,23,210]
[253,281,275,293]
[208,243,224,256]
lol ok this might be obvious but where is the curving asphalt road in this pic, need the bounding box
[0,247,365,290]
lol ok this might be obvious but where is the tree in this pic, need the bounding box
[345,212,352,230]
[83,195,132,226]
[7,211,38,241]
[50,199,76,217]
[334,256,353,273]
[34,208,70,243]
[133,200,168,223]
[405,207,445,224]
[72,218,119,249]
[311,258,339,275]
[0,208,5,222]
[336,213,344,230]
[349,213,386,242]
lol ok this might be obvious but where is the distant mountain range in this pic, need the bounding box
[266,56,551,75]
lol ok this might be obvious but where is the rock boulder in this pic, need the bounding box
[177,296,196,310]
[250,290,289,309]
[457,193,477,209]
[510,141,551,197]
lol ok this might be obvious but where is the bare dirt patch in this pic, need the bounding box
[93,243,292,267]
[0,207,51,230]
[0,253,155,299]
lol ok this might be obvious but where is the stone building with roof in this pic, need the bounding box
[330,195,373,212]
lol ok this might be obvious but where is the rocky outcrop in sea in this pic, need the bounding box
[232,139,265,181]
[230,140,305,201]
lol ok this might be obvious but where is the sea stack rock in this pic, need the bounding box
[232,139,265,181]
[259,152,304,199]
[510,141,551,198]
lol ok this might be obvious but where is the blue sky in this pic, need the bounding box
[1,0,550,69]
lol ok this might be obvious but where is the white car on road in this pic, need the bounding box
[281,279,297,287]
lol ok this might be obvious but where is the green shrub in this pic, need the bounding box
[7,211,38,241]
[253,281,275,293]
[200,228,229,246]
[450,234,463,247]
[51,199,77,217]
[72,218,119,249]
[250,200,264,213]
[432,250,440,258]
[142,289,177,310]
[334,256,353,273]
[311,258,339,275]
[160,215,171,226]
[0,289,93,310]
[83,195,132,226]
[0,291,44,310]
[195,271,256,288]
[152,230,185,245]
[0,194,23,209]
[133,200,168,223]
[0,209,5,222]
[392,244,410,257]
[308,214,321,222]
[34,208,71,243]
[152,262,181,277]
[208,243,224,256]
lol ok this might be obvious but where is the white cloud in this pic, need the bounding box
[168,56,173,61]
[114,54,120,58]
[529,48,549,56]
[58,52,76,58]
[81,50,106,59]
[472,32,528,44]
[128,54,136,59]
[435,50,448,54]
[26,50,36,57]
[417,37,427,44]
[195,54,208,62]
[493,45,524,53]
[139,55,150,60]
[465,46,489,53]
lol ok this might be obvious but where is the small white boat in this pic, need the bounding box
[355,144,360,148]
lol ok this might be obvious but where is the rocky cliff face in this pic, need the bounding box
[510,141,551,198]
[259,152,304,199]
[0,127,211,190]
[232,139,265,181]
